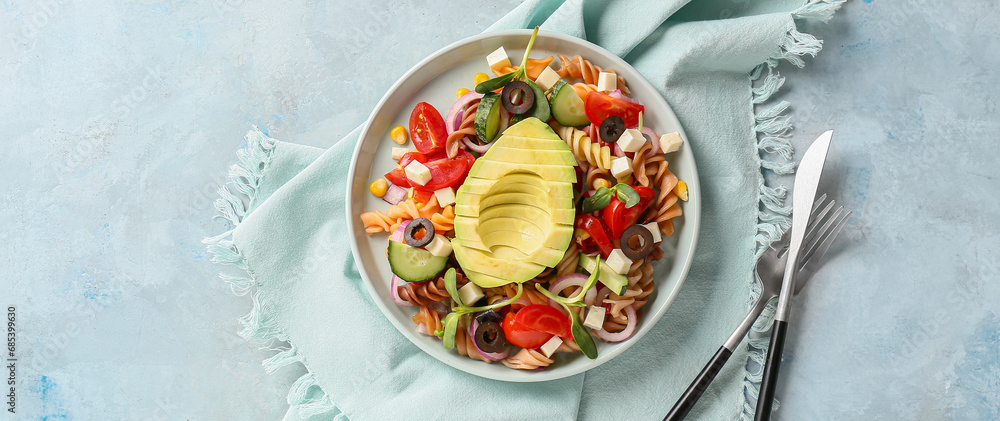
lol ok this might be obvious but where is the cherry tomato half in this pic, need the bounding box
[515,304,572,339]
[409,102,448,154]
[603,185,656,239]
[502,310,552,349]
[584,91,645,128]
[384,149,474,191]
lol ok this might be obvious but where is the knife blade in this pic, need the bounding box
[754,130,833,421]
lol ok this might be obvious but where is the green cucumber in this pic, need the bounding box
[524,78,550,122]
[475,93,503,144]
[388,240,449,282]
[549,80,590,127]
[579,253,629,296]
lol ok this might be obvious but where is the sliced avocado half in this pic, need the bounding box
[453,117,578,288]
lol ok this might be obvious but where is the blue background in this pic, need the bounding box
[3,0,998,419]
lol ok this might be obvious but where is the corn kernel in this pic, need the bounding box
[390,125,408,145]
[456,88,471,99]
[369,179,388,197]
[674,180,689,201]
[473,72,490,85]
[592,178,611,190]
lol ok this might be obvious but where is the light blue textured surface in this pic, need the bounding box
[2,1,998,420]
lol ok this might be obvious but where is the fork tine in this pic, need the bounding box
[774,195,829,255]
[795,210,851,293]
[805,197,835,238]
[801,206,844,263]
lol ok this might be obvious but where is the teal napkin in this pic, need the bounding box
[206,1,843,419]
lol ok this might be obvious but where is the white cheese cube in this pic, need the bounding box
[596,71,617,92]
[610,156,633,180]
[641,222,662,244]
[404,160,431,186]
[535,66,561,91]
[486,46,511,72]
[434,187,456,206]
[539,335,563,358]
[617,128,646,153]
[659,132,683,153]
[583,306,607,330]
[606,249,633,275]
[391,147,410,160]
[458,282,484,306]
[425,235,453,257]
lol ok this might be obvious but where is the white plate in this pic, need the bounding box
[346,30,701,382]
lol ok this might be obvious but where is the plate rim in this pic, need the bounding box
[346,29,701,382]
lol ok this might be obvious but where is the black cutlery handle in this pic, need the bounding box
[663,346,734,421]
[754,320,788,421]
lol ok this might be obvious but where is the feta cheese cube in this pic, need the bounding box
[596,71,617,92]
[392,147,410,160]
[535,66,561,91]
[404,160,431,186]
[458,282,484,306]
[641,222,662,244]
[539,335,563,358]
[434,187,456,206]
[583,306,607,330]
[659,132,683,153]
[486,46,511,72]
[606,249,633,275]
[425,235,453,257]
[610,156,633,180]
[617,128,646,153]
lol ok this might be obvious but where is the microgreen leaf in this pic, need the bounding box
[637,110,643,132]
[570,311,598,359]
[441,313,460,350]
[516,26,540,80]
[443,268,463,306]
[582,186,613,214]
[615,184,640,208]
[475,71,516,94]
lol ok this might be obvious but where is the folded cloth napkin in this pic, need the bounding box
[205,0,843,419]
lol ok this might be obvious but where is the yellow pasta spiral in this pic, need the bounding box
[550,122,613,172]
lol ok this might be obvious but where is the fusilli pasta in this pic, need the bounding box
[398,272,468,307]
[550,122,613,172]
[555,54,630,97]
[446,98,480,158]
[502,348,554,370]
[492,56,555,80]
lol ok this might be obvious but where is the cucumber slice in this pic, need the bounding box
[388,240,449,282]
[475,93,503,144]
[579,253,629,296]
[549,80,590,127]
[524,78,550,122]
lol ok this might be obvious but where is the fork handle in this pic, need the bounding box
[663,347,733,421]
[754,320,788,421]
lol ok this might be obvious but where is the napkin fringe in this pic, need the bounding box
[743,1,844,420]
[204,127,338,419]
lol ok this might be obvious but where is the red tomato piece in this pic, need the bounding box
[410,188,434,204]
[502,310,553,349]
[576,215,614,257]
[514,304,572,339]
[409,102,448,153]
[603,185,656,239]
[384,149,474,191]
[584,91,645,128]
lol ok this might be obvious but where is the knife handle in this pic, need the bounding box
[663,346,733,421]
[754,320,788,421]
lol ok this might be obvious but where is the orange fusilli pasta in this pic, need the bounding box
[492,56,555,80]
[555,54,630,97]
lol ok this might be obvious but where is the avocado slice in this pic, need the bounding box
[452,118,578,287]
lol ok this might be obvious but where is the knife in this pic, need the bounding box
[754,130,833,421]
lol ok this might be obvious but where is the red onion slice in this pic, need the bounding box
[383,184,408,206]
[608,89,640,105]
[416,323,429,335]
[445,92,484,133]
[470,318,510,361]
[389,220,411,243]
[461,136,493,154]
[595,304,637,342]
[391,274,414,307]
[642,127,660,156]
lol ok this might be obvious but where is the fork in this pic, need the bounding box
[663,195,850,421]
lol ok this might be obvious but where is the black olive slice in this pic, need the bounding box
[475,309,502,324]
[403,218,435,248]
[474,320,506,353]
[599,116,625,143]
[501,81,535,115]
[620,224,654,260]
